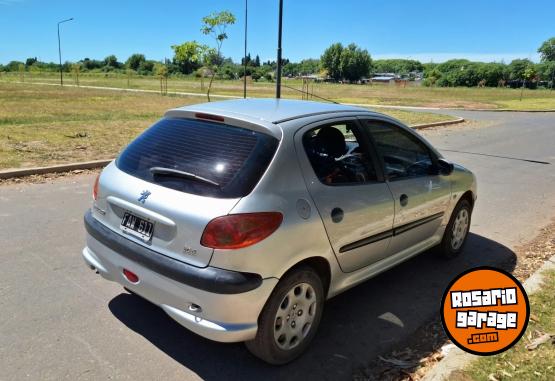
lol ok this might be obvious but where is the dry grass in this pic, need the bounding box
[3,71,555,110]
[0,84,205,169]
[0,83,455,170]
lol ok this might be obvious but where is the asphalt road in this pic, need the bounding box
[1,111,554,381]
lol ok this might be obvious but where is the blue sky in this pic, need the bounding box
[1,0,553,64]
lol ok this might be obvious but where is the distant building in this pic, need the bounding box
[298,74,325,82]
[371,75,396,82]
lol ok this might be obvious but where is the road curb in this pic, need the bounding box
[410,117,465,129]
[0,159,112,179]
[422,253,555,381]
[454,108,555,113]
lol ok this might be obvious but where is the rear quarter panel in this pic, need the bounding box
[208,121,341,281]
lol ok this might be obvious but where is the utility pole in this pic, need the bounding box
[275,0,283,98]
[57,18,74,86]
[243,0,248,98]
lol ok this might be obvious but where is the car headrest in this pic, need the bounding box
[316,127,346,158]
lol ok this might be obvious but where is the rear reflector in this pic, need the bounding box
[123,268,139,283]
[92,174,100,200]
[195,113,225,122]
[201,212,283,250]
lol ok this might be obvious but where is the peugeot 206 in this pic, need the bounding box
[82,99,476,364]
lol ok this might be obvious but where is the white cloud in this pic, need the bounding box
[373,52,541,63]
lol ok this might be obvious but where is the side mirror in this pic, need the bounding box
[437,158,454,176]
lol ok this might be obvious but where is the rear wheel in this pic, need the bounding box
[245,266,324,365]
[437,199,472,258]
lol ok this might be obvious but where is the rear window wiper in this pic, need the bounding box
[149,167,220,187]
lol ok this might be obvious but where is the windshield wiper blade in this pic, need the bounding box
[149,167,220,187]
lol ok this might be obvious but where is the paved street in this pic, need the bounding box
[1,111,554,380]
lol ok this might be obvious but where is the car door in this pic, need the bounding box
[361,118,452,255]
[295,117,395,273]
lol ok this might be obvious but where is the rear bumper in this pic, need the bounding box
[84,209,262,294]
[82,211,278,342]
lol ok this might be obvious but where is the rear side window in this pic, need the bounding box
[116,118,279,198]
[303,121,378,185]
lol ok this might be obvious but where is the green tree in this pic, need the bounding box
[103,55,121,69]
[282,62,299,77]
[538,37,555,62]
[321,42,343,80]
[298,59,320,75]
[200,10,236,101]
[25,57,38,67]
[423,68,442,87]
[508,59,533,80]
[171,41,207,74]
[537,61,555,87]
[523,65,537,81]
[476,62,507,87]
[241,53,252,66]
[6,61,24,71]
[339,43,372,82]
[251,69,261,82]
[138,60,155,74]
[81,58,103,70]
[373,59,423,74]
[125,54,146,71]
[154,63,167,77]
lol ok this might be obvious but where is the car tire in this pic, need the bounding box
[245,265,324,365]
[437,198,472,259]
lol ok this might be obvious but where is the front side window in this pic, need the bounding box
[303,121,377,185]
[365,121,435,180]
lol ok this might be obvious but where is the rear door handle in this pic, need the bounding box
[400,194,408,207]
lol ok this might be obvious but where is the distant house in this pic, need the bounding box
[299,74,325,82]
[371,75,396,83]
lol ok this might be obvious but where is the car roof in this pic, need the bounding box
[166,98,373,124]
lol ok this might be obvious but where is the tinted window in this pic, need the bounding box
[303,121,377,185]
[117,118,278,198]
[365,121,435,180]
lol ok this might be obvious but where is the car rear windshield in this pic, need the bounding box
[116,117,279,198]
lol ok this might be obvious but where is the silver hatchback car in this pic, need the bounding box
[83,99,476,364]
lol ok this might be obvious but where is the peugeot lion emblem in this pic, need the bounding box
[138,190,151,204]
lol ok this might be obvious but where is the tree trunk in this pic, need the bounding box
[207,71,216,102]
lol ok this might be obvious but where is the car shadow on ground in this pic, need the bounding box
[108,232,516,381]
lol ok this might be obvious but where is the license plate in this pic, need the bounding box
[121,212,154,241]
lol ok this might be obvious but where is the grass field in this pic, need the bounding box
[462,271,555,381]
[2,71,555,110]
[0,83,456,170]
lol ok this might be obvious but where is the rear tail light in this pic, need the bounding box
[201,212,283,249]
[92,174,100,200]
